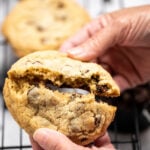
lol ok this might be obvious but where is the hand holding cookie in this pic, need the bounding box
[3,50,119,146]
[30,130,115,150]
[60,5,150,92]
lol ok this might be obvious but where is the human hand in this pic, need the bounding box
[60,5,150,92]
[30,128,115,150]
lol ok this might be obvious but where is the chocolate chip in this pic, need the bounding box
[40,37,49,44]
[70,93,82,100]
[36,25,45,32]
[57,2,65,9]
[96,84,108,93]
[85,69,90,73]
[45,80,52,88]
[95,114,101,127]
[91,75,99,82]
[45,80,58,91]
[29,78,40,87]
[31,61,42,65]
[80,138,88,142]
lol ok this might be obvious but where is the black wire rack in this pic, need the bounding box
[0,0,150,150]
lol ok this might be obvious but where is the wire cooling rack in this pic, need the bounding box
[0,0,150,150]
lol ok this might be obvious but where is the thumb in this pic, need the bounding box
[66,20,128,61]
[33,128,84,150]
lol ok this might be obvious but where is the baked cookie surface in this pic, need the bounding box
[3,50,120,145]
[2,0,90,57]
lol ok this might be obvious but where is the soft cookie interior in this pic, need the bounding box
[4,77,116,145]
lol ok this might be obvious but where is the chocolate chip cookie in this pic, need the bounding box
[3,50,120,145]
[2,0,90,57]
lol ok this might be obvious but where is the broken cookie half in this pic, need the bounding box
[3,50,120,145]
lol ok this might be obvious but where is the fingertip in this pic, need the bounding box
[33,128,62,150]
[33,128,47,143]
[67,47,83,56]
[33,128,62,140]
[33,128,79,150]
[59,42,74,52]
[61,47,87,60]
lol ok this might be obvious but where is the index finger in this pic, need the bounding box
[60,16,106,51]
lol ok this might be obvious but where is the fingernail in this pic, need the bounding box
[67,47,83,56]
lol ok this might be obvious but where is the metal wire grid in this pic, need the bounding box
[110,103,141,150]
[0,95,142,150]
[0,0,146,149]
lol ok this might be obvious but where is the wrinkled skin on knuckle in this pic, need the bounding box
[108,6,150,47]
[98,13,130,46]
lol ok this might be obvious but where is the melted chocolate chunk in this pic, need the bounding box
[95,114,101,127]
[45,80,55,90]
[29,78,40,87]
[27,87,40,107]
[96,84,108,93]
[27,86,59,107]
[91,75,99,82]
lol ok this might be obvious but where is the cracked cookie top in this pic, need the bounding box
[7,50,120,97]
